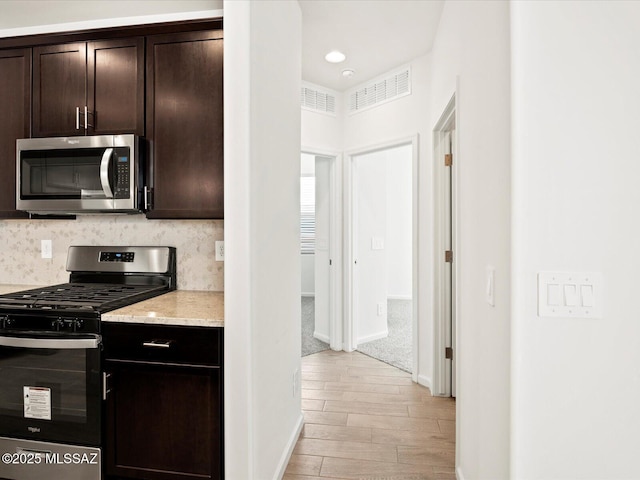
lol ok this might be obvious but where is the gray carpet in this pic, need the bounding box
[301,296,329,356]
[301,297,412,372]
[358,299,412,373]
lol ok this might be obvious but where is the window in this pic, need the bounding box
[300,176,315,254]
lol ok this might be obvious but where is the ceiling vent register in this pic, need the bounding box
[349,67,411,114]
[301,86,337,115]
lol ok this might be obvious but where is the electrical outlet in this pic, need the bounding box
[377,302,386,316]
[215,241,225,261]
[41,240,52,259]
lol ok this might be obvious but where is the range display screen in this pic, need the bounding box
[99,252,135,262]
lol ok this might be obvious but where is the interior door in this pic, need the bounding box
[314,156,331,342]
[354,152,388,346]
[444,130,456,397]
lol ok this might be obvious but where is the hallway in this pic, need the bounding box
[285,350,455,479]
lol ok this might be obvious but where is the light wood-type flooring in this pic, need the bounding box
[284,350,456,480]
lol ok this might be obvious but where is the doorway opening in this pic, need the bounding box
[300,152,339,357]
[344,137,418,375]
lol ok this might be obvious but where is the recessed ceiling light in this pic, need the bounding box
[342,69,355,78]
[325,51,346,63]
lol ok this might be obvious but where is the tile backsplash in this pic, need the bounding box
[0,215,224,291]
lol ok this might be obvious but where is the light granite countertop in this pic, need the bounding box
[101,290,224,327]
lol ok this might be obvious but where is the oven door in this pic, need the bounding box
[0,332,101,447]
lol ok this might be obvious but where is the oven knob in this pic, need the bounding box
[74,319,84,331]
[51,318,64,331]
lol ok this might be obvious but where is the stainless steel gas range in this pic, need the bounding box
[0,246,176,480]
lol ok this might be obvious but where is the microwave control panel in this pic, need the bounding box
[114,148,130,199]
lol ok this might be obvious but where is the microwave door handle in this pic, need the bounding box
[100,148,114,199]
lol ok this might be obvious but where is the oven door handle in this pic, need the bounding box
[0,334,101,350]
[100,147,114,199]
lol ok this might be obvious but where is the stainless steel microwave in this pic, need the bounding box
[16,135,146,215]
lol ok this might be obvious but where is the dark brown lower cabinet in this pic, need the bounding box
[103,324,223,480]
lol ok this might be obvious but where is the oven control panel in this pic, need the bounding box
[99,251,135,262]
[51,318,85,332]
[0,315,97,333]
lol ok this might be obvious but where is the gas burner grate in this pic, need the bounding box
[0,283,167,311]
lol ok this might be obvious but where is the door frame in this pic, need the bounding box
[301,147,342,351]
[343,135,419,383]
[432,94,458,397]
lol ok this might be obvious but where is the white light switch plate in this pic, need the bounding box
[371,237,384,250]
[538,272,603,318]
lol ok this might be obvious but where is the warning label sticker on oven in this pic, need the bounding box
[23,386,51,420]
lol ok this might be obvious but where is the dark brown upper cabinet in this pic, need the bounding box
[33,37,144,138]
[0,48,30,218]
[145,30,224,219]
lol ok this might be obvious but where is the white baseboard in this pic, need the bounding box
[313,331,329,343]
[301,292,315,297]
[272,412,303,480]
[357,329,388,345]
[456,466,465,480]
[417,374,432,391]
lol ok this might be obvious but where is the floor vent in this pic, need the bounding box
[301,85,337,116]
[348,67,411,114]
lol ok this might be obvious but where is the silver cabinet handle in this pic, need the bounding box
[142,340,172,348]
[84,105,89,130]
[76,106,80,130]
[100,148,114,199]
[102,372,111,401]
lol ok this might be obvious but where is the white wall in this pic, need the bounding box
[301,100,344,153]
[0,0,221,35]
[429,1,511,478]
[224,1,302,479]
[511,2,640,478]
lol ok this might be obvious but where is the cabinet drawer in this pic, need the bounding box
[102,323,222,366]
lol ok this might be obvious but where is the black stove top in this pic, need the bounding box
[0,283,168,312]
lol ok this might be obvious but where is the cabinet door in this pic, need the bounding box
[87,37,144,136]
[146,30,224,219]
[33,42,86,137]
[105,362,223,480]
[0,48,30,218]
